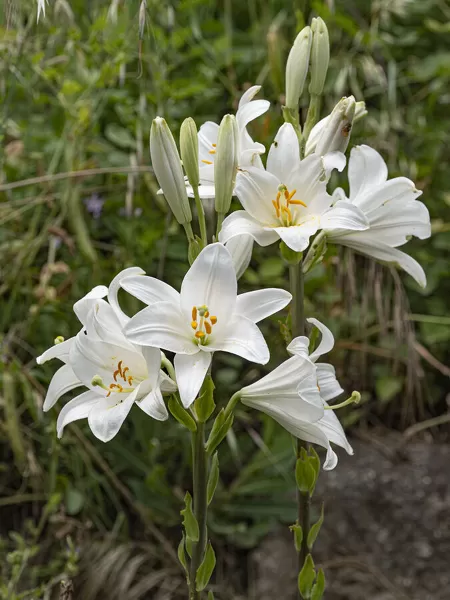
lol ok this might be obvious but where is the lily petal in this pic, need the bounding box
[219,211,279,247]
[43,364,83,411]
[234,167,279,223]
[267,123,300,183]
[274,220,319,252]
[136,385,168,421]
[125,302,197,355]
[238,85,262,108]
[287,336,310,358]
[141,346,162,389]
[108,267,145,325]
[321,201,368,231]
[88,390,137,442]
[236,289,292,323]
[307,318,335,361]
[236,99,270,131]
[205,315,270,364]
[85,299,132,348]
[73,285,108,325]
[37,337,74,365]
[174,352,212,408]
[121,275,180,306]
[317,363,344,401]
[349,145,388,201]
[180,243,237,326]
[56,390,99,438]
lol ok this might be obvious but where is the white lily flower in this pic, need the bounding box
[123,243,291,408]
[225,234,254,279]
[193,86,270,198]
[38,269,176,442]
[326,145,431,287]
[241,317,353,470]
[219,123,368,252]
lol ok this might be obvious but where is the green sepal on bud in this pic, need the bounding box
[285,26,312,109]
[168,395,197,432]
[307,503,324,550]
[180,491,199,543]
[309,18,330,96]
[195,542,216,592]
[289,522,303,552]
[150,117,192,225]
[214,114,239,215]
[194,375,215,422]
[180,117,200,189]
[295,447,320,496]
[205,408,234,454]
[315,96,356,156]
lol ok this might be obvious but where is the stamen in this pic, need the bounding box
[204,321,212,334]
[192,306,197,321]
[113,369,121,382]
[272,200,280,217]
[325,391,361,411]
[288,189,297,200]
[289,199,307,207]
[210,316,217,325]
[284,190,289,201]
[54,335,65,345]
[202,159,213,165]
[128,376,133,385]
[282,205,292,222]
[195,331,206,339]
[117,360,123,377]
[191,320,198,329]
[212,143,216,147]
[204,311,209,318]
[122,367,129,381]
[209,149,216,155]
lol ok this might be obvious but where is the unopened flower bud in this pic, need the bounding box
[285,26,312,109]
[354,101,367,122]
[150,117,192,224]
[309,17,330,96]
[180,117,200,189]
[214,114,238,215]
[315,96,356,155]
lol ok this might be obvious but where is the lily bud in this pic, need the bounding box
[285,26,312,109]
[225,234,254,279]
[150,117,192,224]
[214,114,238,215]
[315,96,356,155]
[354,101,368,122]
[309,17,330,96]
[180,117,200,189]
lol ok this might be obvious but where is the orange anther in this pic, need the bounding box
[128,376,133,386]
[122,367,129,381]
[289,199,307,207]
[272,200,280,217]
[113,369,120,382]
[212,143,216,147]
[191,320,198,329]
[195,331,206,339]
[202,159,213,165]
[284,190,289,200]
[209,149,216,155]
[204,311,209,318]
[117,360,123,377]
[288,189,297,200]
[204,321,212,334]
[192,306,198,321]
[210,316,217,325]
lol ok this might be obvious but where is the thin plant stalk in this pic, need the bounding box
[189,421,209,599]
[193,188,208,246]
[289,263,311,572]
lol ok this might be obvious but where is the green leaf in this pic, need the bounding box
[289,522,303,552]
[207,592,215,600]
[195,542,216,591]
[207,452,219,505]
[177,535,189,576]
[105,123,136,150]
[169,396,197,432]
[298,554,316,599]
[195,375,215,422]
[309,447,321,486]
[311,568,325,600]
[180,492,199,542]
[205,409,234,454]
[307,503,324,550]
[295,455,316,495]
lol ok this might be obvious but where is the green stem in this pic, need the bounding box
[223,391,241,420]
[282,106,302,145]
[289,262,311,574]
[183,221,196,243]
[189,421,208,599]
[193,187,208,246]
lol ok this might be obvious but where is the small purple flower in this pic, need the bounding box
[83,193,104,219]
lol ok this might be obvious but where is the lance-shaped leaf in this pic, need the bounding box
[169,396,197,432]
[180,492,199,542]
[195,542,216,591]
[298,554,316,599]
[307,503,324,550]
[207,452,219,505]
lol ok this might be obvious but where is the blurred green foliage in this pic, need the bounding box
[0,0,449,597]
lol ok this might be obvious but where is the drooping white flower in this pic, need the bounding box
[193,86,270,198]
[38,269,176,442]
[123,243,291,408]
[219,123,368,252]
[326,145,431,287]
[240,317,353,470]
